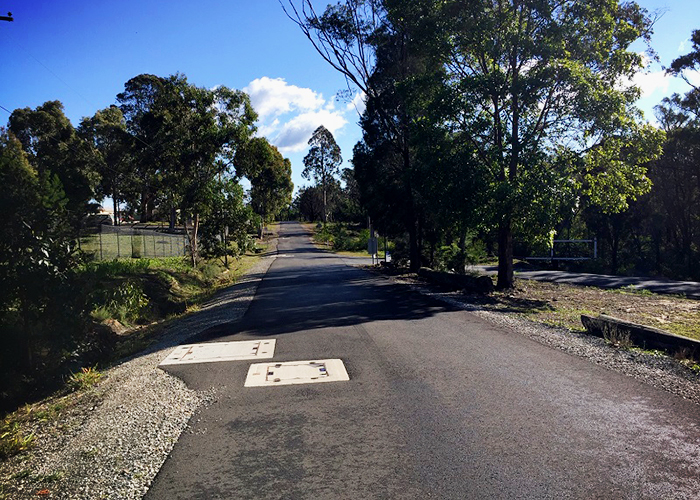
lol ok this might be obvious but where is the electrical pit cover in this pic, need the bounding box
[159,340,276,366]
[244,359,349,387]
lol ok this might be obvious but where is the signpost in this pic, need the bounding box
[368,236,378,264]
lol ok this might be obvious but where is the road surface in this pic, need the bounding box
[148,222,700,499]
[471,265,700,299]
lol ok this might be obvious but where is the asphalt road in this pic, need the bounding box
[471,265,700,299]
[149,222,700,499]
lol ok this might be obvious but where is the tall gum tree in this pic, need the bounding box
[303,125,342,224]
[442,0,664,288]
[117,74,257,265]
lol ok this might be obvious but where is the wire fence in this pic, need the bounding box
[79,224,188,260]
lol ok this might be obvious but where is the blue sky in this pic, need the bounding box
[1,0,698,202]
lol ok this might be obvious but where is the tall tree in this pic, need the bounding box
[117,74,169,222]
[288,0,448,270]
[117,73,257,264]
[441,0,663,288]
[8,101,100,231]
[235,137,294,234]
[303,125,342,224]
[78,106,130,224]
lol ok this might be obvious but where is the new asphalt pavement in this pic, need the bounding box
[148,222,700,499]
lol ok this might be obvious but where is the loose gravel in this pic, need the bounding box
[2,252,698,499]
[0,248,277,500]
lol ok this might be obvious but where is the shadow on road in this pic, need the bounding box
[186,262,457,343]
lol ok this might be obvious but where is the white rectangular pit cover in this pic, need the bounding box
[159,340,276,366]
[244,359,349,387]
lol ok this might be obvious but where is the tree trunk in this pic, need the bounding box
[169,206,177,231]
[112,193,119,226]
[496,218,514,289]
[184,214,199,267]
[139,190,149,223]
[322,186,327,225]
[408,219,421,272]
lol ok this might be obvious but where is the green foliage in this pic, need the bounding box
[8,101,100,231]
[440,0,660,287]
[67,366,103,392]
[0,129,83,372]
[303,125,343,223]
[88,280,149,324]
[199,178,254,265]
[235,137,294,225]
[314,223,394,253]
[0,421,35,460]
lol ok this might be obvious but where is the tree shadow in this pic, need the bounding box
[184,262,457,343]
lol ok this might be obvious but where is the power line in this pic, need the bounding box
[6,31,98,110]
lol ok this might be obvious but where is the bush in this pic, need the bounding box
[67,366,102,392]
[88,279,149,325]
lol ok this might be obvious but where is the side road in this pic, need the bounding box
[471,265,700,299]
[0,245,278,500]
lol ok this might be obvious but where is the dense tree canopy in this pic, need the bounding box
[9,101,100,230]
[234,137,294,232]
[290,0,665,285]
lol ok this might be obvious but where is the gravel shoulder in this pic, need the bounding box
[0,245,277,500]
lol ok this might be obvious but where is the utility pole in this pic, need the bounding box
[0,12,13,22]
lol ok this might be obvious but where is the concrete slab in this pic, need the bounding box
[244,359,349,387]
[159,340,276,366]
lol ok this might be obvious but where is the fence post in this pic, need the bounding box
[117,228,121,258]
[594,238,598,259]
[99,229,103,260]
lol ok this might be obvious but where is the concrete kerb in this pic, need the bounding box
[581,314,700,357]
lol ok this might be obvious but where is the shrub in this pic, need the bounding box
[67,366,102,392]
[88,279,149,324]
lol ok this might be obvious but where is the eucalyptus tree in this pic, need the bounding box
[441,0,664,288]
[78,106,130,224]
[286,0,448,270]
[303,125,342,224]
[234,137,294,234]
[8,100,100,231]
[117,73,257,264]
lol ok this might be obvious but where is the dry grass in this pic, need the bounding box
[476,280,700,340]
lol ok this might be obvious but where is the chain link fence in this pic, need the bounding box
[79,224,188,260]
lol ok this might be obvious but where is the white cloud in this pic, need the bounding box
[244,77,324,120]
[618,53,671,99]
[679,39,688,52]
[346,91,366,115]
[275,109,348,153]
[686,71,700,88]
[243,76,350,153]
[632,69,671,98]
